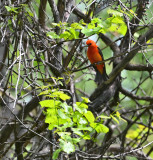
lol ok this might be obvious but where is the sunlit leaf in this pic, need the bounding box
[59,92,71,101]
[52,149,62,160]
[47,32,60,39]
[39,90,51,96]
[81,97,90,103]
[110,115,119,124]
[90,123,109,133]
[60,31,71,40]
[59,139,75,154]
[107,9,123,17]
[91,18,102,24]
[58,109,69,119]
[76,102,88,109]
[79,117,88,124]
[61,102,72,113]
[39,100,61,108]
[84,111,95,122]
[45,115,57,124]
[74,103,87,113]
[98,115,111,119]
[88,23,95,29]
[71,22,83,29]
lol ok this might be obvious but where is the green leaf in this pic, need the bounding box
[5,6,18,13]
[48,91,71,100]
[81,27,101,36]
[39,100,61,108]
[98,28,106,34]
[58,109,69,119]
[98,115,111,119]
[51,23,58,26]
[47,32,60,39]
[79,19,86,25]
[61,102,72,113]
[82,135,91,140]
[69,28,79,39]
[88,23,95,29]
[84,111,95,122]
[71,22,83,29]
[48,123,55,130]
[116,111,127,122]
[39,90,51,95]
[73,111,82,123]
[53,149,62,160]
[76,102,88,109]
[46,108,57,115]
[134,32,139,38]
[78,117,88,125]
[59,117,71,125]
[23,5,34,17]
[108,23,118,32]
[81,28,93,36]
[90,123,109,133]
[72,128,84,136]
[60,31,71,40]
[72,127,92,138]
[74,103,87,114]
[59,92,71,101]
[73,111,88,124]
[57,121,73,129]
[111,17,125,24]
[45,115,57,124]
[57,132,71,138]
[5,6,12,12]
[81,97,90,103]
[27,10,34,17]
[117,23,127,35]
[110,115,119,124]
[71,138,80,144]
[107,9,123,17]
[91,18,102,24]
[59,139,75,154]
[96,124,109,133]
[58,80,63,86]
[77,126,93,132]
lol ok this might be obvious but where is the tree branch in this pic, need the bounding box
[39,0,47,28]
[125,63,153,72]
[48,0,60,23]
[119,86,153,101]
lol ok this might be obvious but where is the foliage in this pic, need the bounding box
[39,81,111,159]
[47,9,127,40]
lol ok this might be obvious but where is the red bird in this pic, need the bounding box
[86,39,108,85]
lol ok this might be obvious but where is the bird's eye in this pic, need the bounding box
[89,43,92,45]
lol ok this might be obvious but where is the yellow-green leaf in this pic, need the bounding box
[84,111,95,122]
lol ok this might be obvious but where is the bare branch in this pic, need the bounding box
[39,0,47,28]
[48,0,60,23]
[120,86,153,101]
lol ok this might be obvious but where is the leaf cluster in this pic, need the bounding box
[39,81,110,159]
[47,9,128,40]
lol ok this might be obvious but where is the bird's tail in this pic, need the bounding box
[95,70,108,85]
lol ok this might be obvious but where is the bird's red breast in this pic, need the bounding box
[86,40,104,74]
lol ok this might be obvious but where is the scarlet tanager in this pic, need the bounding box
[86,39,108,85]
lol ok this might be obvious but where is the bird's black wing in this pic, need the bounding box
[93,48,108,85]
[98,47,108,76]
